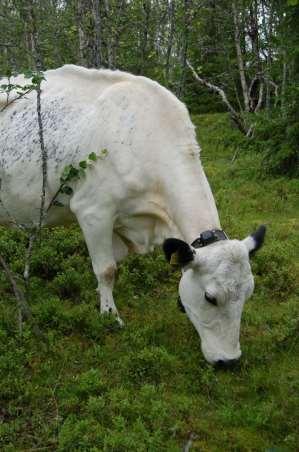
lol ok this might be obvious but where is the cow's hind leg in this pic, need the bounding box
[71,205,123,325]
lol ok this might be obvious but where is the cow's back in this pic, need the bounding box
[0,65,200,227]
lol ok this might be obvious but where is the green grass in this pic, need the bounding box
[0,113,298,451]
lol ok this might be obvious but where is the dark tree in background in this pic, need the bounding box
[0,0,298,174]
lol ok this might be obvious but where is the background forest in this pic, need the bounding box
[0,0,299,175]
[0,1,299,451]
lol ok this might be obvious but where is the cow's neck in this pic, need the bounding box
[167,162,221,244]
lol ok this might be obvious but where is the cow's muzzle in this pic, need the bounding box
[214,358,240,370]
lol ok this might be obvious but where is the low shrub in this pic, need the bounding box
[247,88,299,177]
[252,241,297,298]
[125,346,176,385]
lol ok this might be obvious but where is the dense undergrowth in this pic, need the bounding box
[0,114,298,451]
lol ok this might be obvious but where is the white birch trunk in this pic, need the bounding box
[232,1,250,112]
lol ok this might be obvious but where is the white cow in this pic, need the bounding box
[0,65,265,365]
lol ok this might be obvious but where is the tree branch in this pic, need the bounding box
[0,88,34,112]
[0,43,18,47]
[0,254,42,337]
[187,60,249,135]
[254,81,264,113]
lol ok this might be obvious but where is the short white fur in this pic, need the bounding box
[179,240,255,363]
[0,65,262,364]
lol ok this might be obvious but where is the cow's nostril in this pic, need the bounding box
[214,358,239,370]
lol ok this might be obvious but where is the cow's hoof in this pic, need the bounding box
[116,316,124,327]
[100,308,124,327]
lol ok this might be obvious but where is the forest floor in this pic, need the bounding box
[0,114,298,451]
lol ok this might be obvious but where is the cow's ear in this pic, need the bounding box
[243,225,266,257]
[163,238,195,266]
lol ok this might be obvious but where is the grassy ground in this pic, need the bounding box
[0,114,298,451]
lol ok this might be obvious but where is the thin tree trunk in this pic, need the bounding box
[92,0,102,68]
[111,0,126,68]
[269,80,279,108]
[165,0,175,84]
[265,69,271,111]
[261,0,272,111]
[177,0,191,98]
[248,0,260,70]
[233,79,244,113]
[21,1,43,70]
[248,0,263,111]
[232,1,249,112]
[138,0,151,74]
[104,0,113,68]
[77,0,87,66]
[254,81,264,113]
[37,83,47,234]
[24,234,36,288]
[0,254,42,337]
[281,50,287,118]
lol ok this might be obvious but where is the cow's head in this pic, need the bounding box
[163,226,266,367]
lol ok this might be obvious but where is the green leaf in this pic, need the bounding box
[60,186,73,195]
[288,0,298,5]
[60,165,72,183]
[69,167,79,179]
[99,148,108,159]
[61,165,80,182]
[79,160,87,169]
[78,168,85,178]
[88,152,97,161]
[24,70,34,79]
[31,73,45,85]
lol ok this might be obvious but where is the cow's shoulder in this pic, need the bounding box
[47,65,189,117]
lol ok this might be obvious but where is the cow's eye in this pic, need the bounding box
[205,292,217,306]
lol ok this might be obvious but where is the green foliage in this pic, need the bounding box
[116,250,175,299]
[194,105,299,178]
[2,0,297,121]
[125,346,176,385]
[247,91,299,177]
[53,149,109,207]
[0,71,45,110]
[1,1,298,176]
[0,114,298,450]
[253,242,297,298]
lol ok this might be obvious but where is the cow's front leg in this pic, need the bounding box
[71,204,123,326]
[97,264,123,326]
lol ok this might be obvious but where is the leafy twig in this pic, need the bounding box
[0,87,35,112]
[48,149,108,209]
[35,73,47,236]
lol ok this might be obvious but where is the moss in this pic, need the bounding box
[0,113,298,450]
